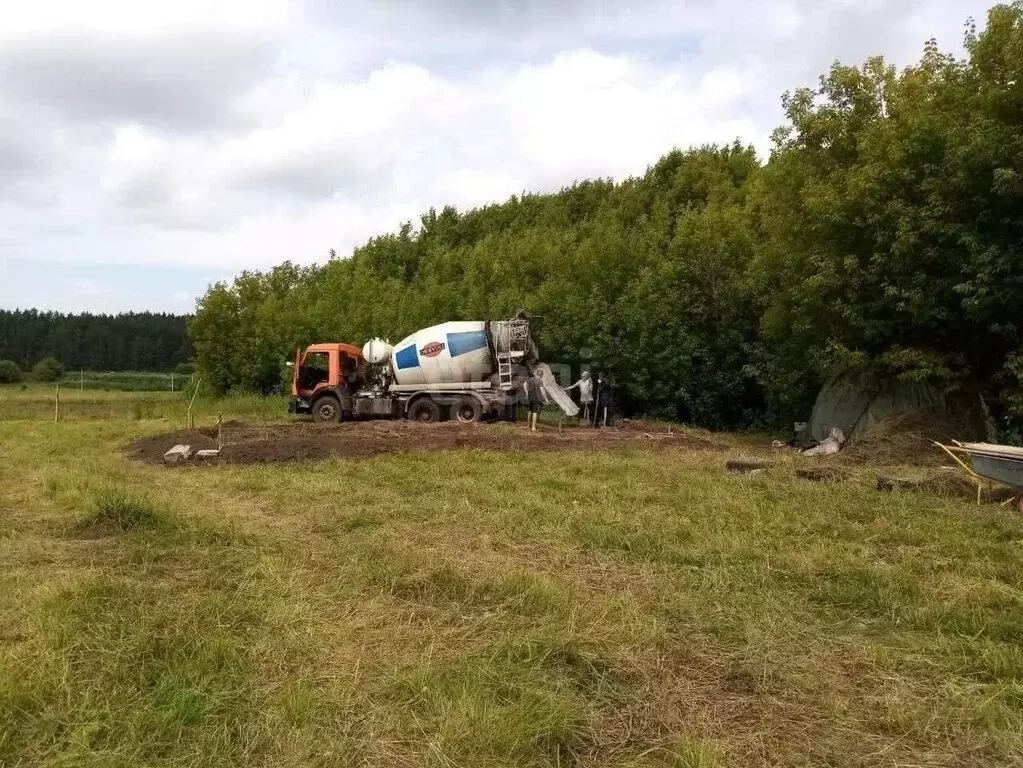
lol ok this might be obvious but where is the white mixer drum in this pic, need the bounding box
[390,321,492,386]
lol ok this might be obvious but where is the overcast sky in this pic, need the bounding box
[0,0,990,314]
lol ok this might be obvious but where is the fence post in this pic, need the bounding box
[171,371,175,392]
[80,369,83,391]
[54,384,60,423]
[186,377,202,429]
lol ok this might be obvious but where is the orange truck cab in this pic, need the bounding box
[289,343,366,422]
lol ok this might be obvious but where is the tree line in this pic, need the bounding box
[189,4,1023,433]
[0,310,193,374]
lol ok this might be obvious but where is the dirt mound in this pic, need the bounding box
[132,430,219,461]
[839,406,987,467]
[131,420,725,466]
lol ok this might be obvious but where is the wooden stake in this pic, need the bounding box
[932,440,988,507]
[79,369,83,391]
[186,376,202,429]
[54,384,60,423]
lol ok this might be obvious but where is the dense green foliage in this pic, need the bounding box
[753,6,1023,421]
[191,5,1023,429]
[31,357,64,382]
[0,360,22,384]
[0,310,193,373]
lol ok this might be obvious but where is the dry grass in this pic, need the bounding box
[1,396,1021,767]
[839,405,988,467]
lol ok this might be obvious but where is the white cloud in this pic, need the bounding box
[46,49,767,269]
[0,0,994,311]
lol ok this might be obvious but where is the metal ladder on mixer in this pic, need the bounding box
[497,355,514,389]
[495,319,531,390]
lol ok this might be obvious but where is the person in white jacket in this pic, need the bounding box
[565,371,594,422]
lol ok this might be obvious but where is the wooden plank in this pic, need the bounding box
[958,442,1023,460]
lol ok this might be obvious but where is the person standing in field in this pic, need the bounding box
[565,370,594,423]
[595,375,615,427]
[523,368,547,432]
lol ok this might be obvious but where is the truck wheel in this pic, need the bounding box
[453,396,483,424]
[312,395,341,423]
[408,397,441,423]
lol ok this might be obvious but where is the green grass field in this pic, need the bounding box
[0,386,284,423]
[10,371,193,393]
[1,390,1021,767]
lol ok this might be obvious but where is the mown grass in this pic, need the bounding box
[0,385,287,422]
[10,371,183,393]
[1,393,1021,766]
[72,371,180,392]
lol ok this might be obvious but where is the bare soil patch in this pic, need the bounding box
[131,420,725,466]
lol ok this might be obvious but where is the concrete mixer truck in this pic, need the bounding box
[288,313,578,423]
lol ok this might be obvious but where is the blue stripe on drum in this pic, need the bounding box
[446,330,488,357]
[394,344,420,370]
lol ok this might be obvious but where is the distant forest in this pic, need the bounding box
[0,310,193,372]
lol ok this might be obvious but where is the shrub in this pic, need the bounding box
[79,488,168,533]
[174,361,197,376]
[32,357,64,382]
[0,359,22,384]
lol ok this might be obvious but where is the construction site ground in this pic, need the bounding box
[132,418,726,465]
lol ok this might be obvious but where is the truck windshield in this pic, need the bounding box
[299,351,329,390]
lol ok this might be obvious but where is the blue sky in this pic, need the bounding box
[0,0,992,314]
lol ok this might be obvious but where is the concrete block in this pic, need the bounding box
[164,444,192,464]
